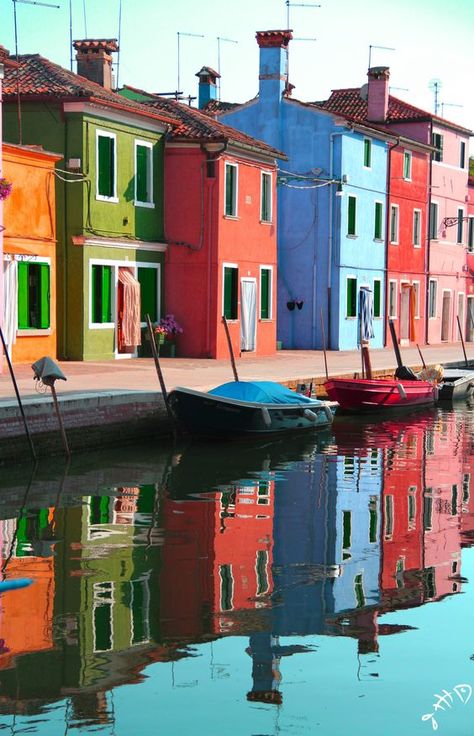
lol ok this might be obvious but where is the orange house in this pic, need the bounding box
[2,143,60,363]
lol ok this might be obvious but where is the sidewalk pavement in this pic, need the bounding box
[0,342,471,402]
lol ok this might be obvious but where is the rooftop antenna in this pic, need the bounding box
[440,101,463,119]
[217,36,238,100]
[177,31,204,99]
[429,79,442,116]
[70,0,88,71]
[368,44,395,69]
[116,0,122,89]
[285,0,321,29]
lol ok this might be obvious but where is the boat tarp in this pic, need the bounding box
[208,381,316,405]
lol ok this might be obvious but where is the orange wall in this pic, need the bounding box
[2,144,60,363]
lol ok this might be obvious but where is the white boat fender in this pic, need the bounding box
[397,383,407,400]
[323,405,334,423]
[261,407,272,427]
[303,408,318,422]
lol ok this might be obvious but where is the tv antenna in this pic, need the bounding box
[440,102,463,118]
[285,0,321,29]
[177,31,205,99]
[368,44,395,69]
[429,79,442,115]
[217,36,238,100]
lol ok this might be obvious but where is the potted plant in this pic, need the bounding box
[153,314,183,356]
[0,178,13,201]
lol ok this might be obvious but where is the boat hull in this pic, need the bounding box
[168,387,334,437]
[325,378,437,413]
[437,369,474,401]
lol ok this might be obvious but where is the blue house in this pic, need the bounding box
[208,30,396,350]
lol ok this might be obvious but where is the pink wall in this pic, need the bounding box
[0,63,4,373]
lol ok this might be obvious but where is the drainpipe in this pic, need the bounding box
[328,130,347,350]
[425,121,433,345]
[384,137,401,347]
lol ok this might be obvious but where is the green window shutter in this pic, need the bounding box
[136,145,149,202]
[260,269,270,318]
[261,174,270,221]
[98,135,114,197]
[39,264,50,329]
[374,202,383,239]
[374,280,381,317]
[92,265,112,323]
[343,510,351,549]
[364,139,371,167]
[347,278,357,317]
[138,267,157,322]
[101,266,112,323]
[18,261,29,329]
[348,196,356,235]
[224,267,238,319]
[225,165,236,216]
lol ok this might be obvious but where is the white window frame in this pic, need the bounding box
[363,138,372,169]
[373,277,382,318]
[468,216,474,253]
[429,200,439,240]
[347,194,357,237]
[374,200,384,241]
[390,204,399,244]
[346,275,357,318]
[224,162,238,218]
[388,279,397,318]
[222,261,239,320]
[96,129,118,203]
[403,150,412,181]
[413,209,422,248]
[259,264,273,320]
[412,280,420,319]
[134,139,154,208]
[460,141,466,169]
[89,260,116,329]
[428,278,437,319]
[457,207,465,245]
[260,171,272,223]
[138,263,161,328]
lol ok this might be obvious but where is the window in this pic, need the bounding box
[432,132,443,162]
[373,279,381,318]
[469,217,474,253]
[388,280,397,318]
[225,162,238,216]
[354,573,365,607]
[363,138,371,168]
[261,172,272,222]
[131,578,150,645]
[403,151,412,180]
[408,490,416,530]
[256,550,269,596]
[91,264,113,324]
[413,209,422,247]
[457,208,464,244]
[137,267,159,323]
[428,279,437,318]
[390,204,399,243]
[413,281,420,318]
[97,131,117,200]
[93,582,114,652]
[223,265,238,320]
[429,201,439,240]
[374,201,383,240]
[219,564,233,611]
[135,140,153,206]
[18,261,50,330]
[260,267,272,319]
[460,141,466,169]
[384,494,394,539]
[347,195,357,236]
[423,489,433,531]
[369,496,378,543]
[342,510,351,560]
[346,277,357,317]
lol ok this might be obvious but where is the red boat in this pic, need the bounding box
[324,377,438,413]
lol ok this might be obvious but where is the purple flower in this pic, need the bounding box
[0,178,12,201]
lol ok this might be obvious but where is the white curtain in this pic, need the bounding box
[3,259,18,355]
[240,280,256,351]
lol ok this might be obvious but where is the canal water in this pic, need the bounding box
[0,403,473,735]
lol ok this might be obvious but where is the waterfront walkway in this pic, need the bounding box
[0,342,471,401]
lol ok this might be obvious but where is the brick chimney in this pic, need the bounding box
[256,30,293,105]
[195,66,220,109]
[367,66,390,122]
[73,39,118,90]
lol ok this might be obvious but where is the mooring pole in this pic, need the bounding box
[457,315,468,367]
[0,326,36,462]
[222,316,239,382]
[320,308,329,380]
[146,314,175,425]
[50,383,70,457]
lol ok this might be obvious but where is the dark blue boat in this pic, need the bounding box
[168,380,334,437]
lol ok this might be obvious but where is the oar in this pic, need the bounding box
[146,314,176,432]
[320,308,329,380]
[388,319,403,369]
[222,316,239,382]
[457,314,468,367]
[416,344,427,370]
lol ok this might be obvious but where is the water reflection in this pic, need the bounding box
[0,405,473,733]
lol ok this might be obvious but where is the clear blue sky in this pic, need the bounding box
[1,0,473,147]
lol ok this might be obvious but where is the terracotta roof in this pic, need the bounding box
[317,87,472,134]
[203,99,241,114]
[1,54,176,126]
[73,38,118,52]
[142,96,286,159]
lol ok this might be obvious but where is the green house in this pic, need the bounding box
[2,40,175,360]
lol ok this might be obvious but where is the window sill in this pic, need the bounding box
[390,241,399,246]
[345,316,357,320]
[346,234,358,239]
[413,244,421,249]
[373,238,384,243]
[259,219,273,225]
[224,214,239,221]
[96,195,119,204]
[90,323,115,330]
[134,200,155,209]
[17,328,52,337]
[259,318,274,322]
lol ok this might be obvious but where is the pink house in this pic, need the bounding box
[466,175,474,337]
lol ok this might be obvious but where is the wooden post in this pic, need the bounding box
[50,383,71,457]
[320,308,329,380]
[146,314,174,423]
[361,342,373,379]
[222,316,239,382]
[388,320,403,368]
[0,326,36,462]
[416,344,427,370]
[457,314,468,367]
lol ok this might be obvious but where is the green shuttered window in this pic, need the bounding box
[92,265,113,324]
[225,163,237,217]
[260,268,271,319]
[346,277,357,317]
[374,202,383,239]
[136,143,152,204]
[97,133,115,198]
[223,266,238,320]
[363,139,371,168]
[261,172,272,222]
[18,262,50,330]
[137,267,158,322]
[403,151,412,180]
[347,195,357,236]
[373,279,381,318]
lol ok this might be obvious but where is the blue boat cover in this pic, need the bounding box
[208,381,316,405]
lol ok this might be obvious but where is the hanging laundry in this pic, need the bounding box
[118,269,141,348]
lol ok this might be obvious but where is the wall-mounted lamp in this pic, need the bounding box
[335,183,344,197]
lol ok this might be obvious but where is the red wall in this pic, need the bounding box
[164,146,278,358]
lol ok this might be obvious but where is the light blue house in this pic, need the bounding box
[210,30,395,350]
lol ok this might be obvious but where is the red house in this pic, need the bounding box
[121,87,285,359]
